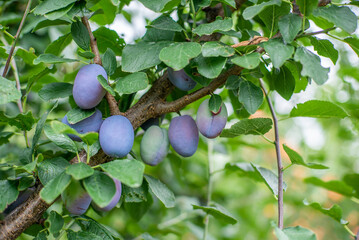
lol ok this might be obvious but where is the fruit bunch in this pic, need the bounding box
[60,66,227,215]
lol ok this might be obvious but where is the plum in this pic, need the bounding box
[62,180,92,215]
[73,64,108,109]
[167,68,196,91]
[62,108,103,141]
[140,125,169,166]
[92,177,122,212]
[196,99,228,138]
[99,115,134,158]
[168,115,199,157]
[3,187,35,215]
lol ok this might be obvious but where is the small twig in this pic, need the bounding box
[356,227,359,240]
[81,16,121,116]
[259,79,284,229]
[295,27,336,40]
[2,0,32,78]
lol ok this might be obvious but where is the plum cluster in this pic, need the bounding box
[59,65,227,214]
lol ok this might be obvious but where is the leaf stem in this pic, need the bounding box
[295,27,336,39]
[76,152,81,163]
[259,79,284,229]
[190,0,197,29]
[344,225,356,238]
[282,163,293,171]
[86,145,90,164]
[203,140,214,240]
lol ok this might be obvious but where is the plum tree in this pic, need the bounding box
[73,64,107,109]
[168,115,199,157]
[99,115,134,158]
[92,177,122,212]
[61,108,103,141]
[140,125,169,166]
[62,180,92,215]
[196,99,228,138]
[167,68,196,91]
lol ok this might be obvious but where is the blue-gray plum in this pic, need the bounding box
[3,187,35,215]
[168,115,199,157]
[92,177,122,212]
[99,115,134,158]
[62,180,92,215]
[141,115,165,131]
[167,68,196,91]
[73,64,107,109]
[140,126,169,166]
[196,99,228,138]
[62,108,103,141]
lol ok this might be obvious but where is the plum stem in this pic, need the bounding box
[203,140,214,240]
[259,79,284,229]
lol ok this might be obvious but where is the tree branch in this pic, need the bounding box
[259,79,284,229]
[2,0,32,78]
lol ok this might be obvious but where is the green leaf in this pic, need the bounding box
[231,52,261,69]
[289,100,349,118]
[122,41,171,72]
[238,80,263,114]
[115,72,149,95]
[262,39,294,69]
[275,226,317,240]
[225,162,262,181]
[71,21,90,51]
[149,15,183,32]
[98,75,116,96]
[296,0,318,16]
[221,118,273,138]
[38,82,73,101]
[102,48,117,76]
[251,163,287,196]
[304,177,354,197]
[33,0,77,15]
[0,180,19,212]
[124,194,153,221]
[144,175,175,208]
[193,17,232,36]
[218,0,236,8]
[278,14,302,44]
[304,201,348,224]
[44,124,78,153]
[259,3,291,34]
[76,217,118,240]
[0,76,21,104]
[273,65,295,100]
[101,159,145,188]
[83,171,116,208]
[33,54,77,65]
[44,3,74,20]
[38,157,70,185]
[67,230,103,240]
[243,0,281,20]
[283,145,328,169]
[0,131,14,145]
[33,18,70,32]
[66,163,94,180]
[46,211,64,238]
[193,202,238,224]
[67,107,96,124]
[138,0,179,12]
[40,171,71,204]
[89,0,117,25]
[313,5,357,33]
[309,37,338,64]
[195,55,226,79]
[78,51,95,59]
[0,111,36,131]
[294,47,329,85]
[159,42,202,70]
[208,94,222,113]
[343,174,359,196]
[93,27,125,56]
[201,42,235,58]
[123,183,148,203]
[344,37,359,57]
[45,33,72,56]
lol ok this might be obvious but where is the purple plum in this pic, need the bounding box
[99,115,134,158]
[141,115,165,131]
[167,68,196,91]
[73,64,107,109]
[62,108,103,141]
[92,177,122,212]
[3,187,35,215]
[196,99,228,138]
[140,126,169,166]
[62,180,92,215]
[168,115,199,157]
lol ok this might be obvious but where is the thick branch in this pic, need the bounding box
[2,0,32,78]
[259,79,284,229]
